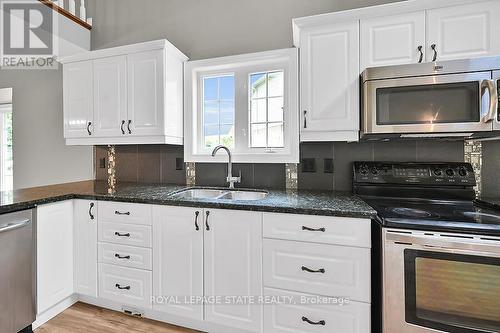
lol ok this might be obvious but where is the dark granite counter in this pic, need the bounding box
[0,181,376,219]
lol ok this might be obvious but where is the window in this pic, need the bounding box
[185,48,298,163]
[0,104,12,191]
[250,71,284,148]
[203,75,235,149]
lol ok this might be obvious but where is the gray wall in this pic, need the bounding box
[0,68,93,189]
[88,0,403,59]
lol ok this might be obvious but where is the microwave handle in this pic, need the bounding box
[480,79,498,123]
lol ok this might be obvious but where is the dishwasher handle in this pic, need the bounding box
[0,219,31,233]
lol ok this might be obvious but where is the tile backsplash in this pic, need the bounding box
[96,139,497,193]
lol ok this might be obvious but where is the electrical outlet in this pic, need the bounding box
[301,158,316,173]
[175,157,184,170]
[99,157,106,169]
[324,158,333,174]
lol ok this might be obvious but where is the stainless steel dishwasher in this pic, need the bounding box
[0,210,36,333]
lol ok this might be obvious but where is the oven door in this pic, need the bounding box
[363,72,498,135]
[383,229,500,333]
[493,70,500,131]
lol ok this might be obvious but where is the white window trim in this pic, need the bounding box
[184,48,299,163]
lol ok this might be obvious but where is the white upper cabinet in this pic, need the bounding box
[60,40,188,145]
[127,50,165,137]
[426,1,500,62]
[361,12,426,70]
[93,56,127,137]
[297,21,360,142]
[63,61,93,138]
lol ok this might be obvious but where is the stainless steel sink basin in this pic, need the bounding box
[172,188,268,201]
[172,189,227,199]
[218,191,268,201]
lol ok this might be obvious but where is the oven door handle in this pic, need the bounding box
[386,232,500,254]
[480,79,498,123]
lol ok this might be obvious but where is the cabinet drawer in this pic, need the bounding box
[263,213,371,248]
[98,222,151,248]
[99,243,152,270]
[264,288,370,333]
[263,239,370,303]
[99,263,152,308]
[98,201,152,225]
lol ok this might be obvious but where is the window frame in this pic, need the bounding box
[184,48,299,163]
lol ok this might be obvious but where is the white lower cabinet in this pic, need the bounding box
[204,209,263,333]
[37,201,74,314]
[263,288,370,333]
[263,239,371,303]
[99,263,152,308]
[74,200,98,298]
[152,206,204,320]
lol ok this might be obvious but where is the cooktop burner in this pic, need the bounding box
[390,207,436,218]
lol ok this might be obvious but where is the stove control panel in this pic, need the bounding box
[353,162,476,186]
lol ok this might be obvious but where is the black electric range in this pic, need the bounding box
[353,161,500,236]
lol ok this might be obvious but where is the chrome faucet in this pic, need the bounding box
[211,145,241,189]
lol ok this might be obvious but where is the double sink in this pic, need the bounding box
[171,188,268,201]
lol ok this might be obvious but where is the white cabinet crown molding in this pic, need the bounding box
[293,0,482,47]
[59,39,188,64]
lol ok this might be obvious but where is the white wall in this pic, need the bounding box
[0,67,93,189]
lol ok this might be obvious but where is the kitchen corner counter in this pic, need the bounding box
[0,181,377,219]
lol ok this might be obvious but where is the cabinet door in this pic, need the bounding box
[152,206,203,320]
[426,1,500,61]
[37,201,74,314]
[63,61,93,138]
[361,12,425,70]
[73,200,97,298]
[127,50,165,137]
[93,56,127,137]
[300,21,360,142]
[204,209,262,332]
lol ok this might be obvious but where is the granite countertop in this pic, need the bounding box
[0,181,377,219]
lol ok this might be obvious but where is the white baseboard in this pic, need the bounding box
[33,294,79,329]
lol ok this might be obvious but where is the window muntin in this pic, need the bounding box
[202,75,235,149]
[249,71,284,148]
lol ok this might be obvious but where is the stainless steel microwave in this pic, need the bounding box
[361,57,500,139]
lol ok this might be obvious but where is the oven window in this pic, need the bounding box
[377,82,480,125]
[405,250,500,333]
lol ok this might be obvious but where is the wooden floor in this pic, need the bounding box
[35,302,202,333]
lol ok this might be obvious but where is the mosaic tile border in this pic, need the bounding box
[464,140,482,197]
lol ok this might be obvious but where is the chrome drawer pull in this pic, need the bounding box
[114,254,131,259]
[114,210,130,215]
[195,211,200,231]
[302,316,325,326]
[302,226,325,232]
[114,232,130,237]
[301,266,325,274]
[115,284,131,290]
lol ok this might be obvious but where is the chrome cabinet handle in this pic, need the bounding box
[302,316,325,326]
[301,266,325,274]
[89,202,95,220]
[121,120,125,134]
[205,211,210,231]
[417,45,423,63]
[127,120,132,134]
[302,226,325,232]
[431,44,438,61]
[195,211,200,231]
[303,110,307,128]
[114,210,130,216]
[87,122,92,135]
[481,79,498,123]
[114,232,130,237]
[115,284,130,290]
[0,219,30,233]
[114,254,131,259]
